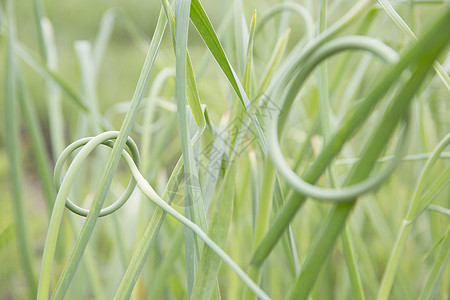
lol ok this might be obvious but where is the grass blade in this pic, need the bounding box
[173,0,205,296]
[147,227,184,300]
[190,164,237,299]
[256,27,291,97]
[418,225,450,300]
[161,0,206,128]
[189,0,268,152]
[233,0,248,73]
[14,43,88,112]
[3,13,37,298]
[16,79,55,211]
[342,226,365,300]
[376,0,450,90]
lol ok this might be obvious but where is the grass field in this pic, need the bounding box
[1,0,449,299]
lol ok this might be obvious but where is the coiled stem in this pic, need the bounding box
[38,131,270,300]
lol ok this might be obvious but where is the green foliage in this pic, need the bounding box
[1,0,449,299]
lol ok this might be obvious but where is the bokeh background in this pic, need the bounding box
[0,0,449,299]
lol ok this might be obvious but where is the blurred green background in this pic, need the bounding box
[0,0,449,299]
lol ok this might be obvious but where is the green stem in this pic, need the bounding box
[376,0,450,90]
[4,17,37,298]
[290,11,450,298]
[377,133,450,299]
[251,35,399,267]
[376,220,411,299]
[37,7,167,299]
[418,225,450,300]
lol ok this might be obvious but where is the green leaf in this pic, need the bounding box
[148,227,185,300]
[189,0,243,105]
[256,27,291,98]
[190,0,268,152]
[233,0,248,73]
[191,164,237,300]
[243,9,256,93]
[4,14,37,298]
[419,225,450,300]
[161,0,206,128]
[377,0,450,90]
[14,43,88,112]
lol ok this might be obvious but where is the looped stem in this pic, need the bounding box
[256,2,315,42]
[54,131,140,217]
[269,116,409,202]
[267,35,403,202]
[37,131,140,299]
[39,131,270,300]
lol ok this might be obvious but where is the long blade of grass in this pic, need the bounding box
[233,0,248,73]
[190,164,237,299]
[243,10,256,93]
[161,0,206,128]
[256,27,291,98]
[201,113,228,210]
[13,43,88,112]
[37,13,65,157]
[75,41,102,130]
[418,225,450,300]
[4,11,37,298]
[376,0,450,90]
[189,0,245,107]
[341,226,365,300]
[173,0,207,296]
[32,0,47,59]
[16,78,55,211]
[428,205,450,217]
[147,226,184,300]
[189,0,267,152]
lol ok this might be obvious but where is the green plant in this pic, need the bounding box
[1,0,449,299]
